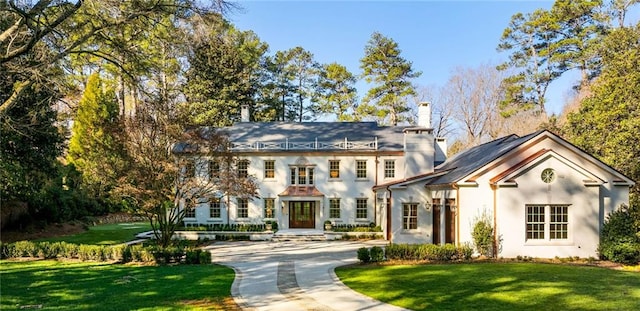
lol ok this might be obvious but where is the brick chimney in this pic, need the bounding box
[241,105,250,122]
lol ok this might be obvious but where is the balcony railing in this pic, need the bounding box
[230,137,378,151]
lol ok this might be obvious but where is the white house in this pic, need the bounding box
[176,103,634,258]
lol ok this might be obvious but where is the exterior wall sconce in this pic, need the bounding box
[425,201,432,211]
[451,204,457,213]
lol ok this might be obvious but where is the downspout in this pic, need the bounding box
[374,155,379,224]
[452,183,460,246]
[491,184,498,257]
[386,186,393,241]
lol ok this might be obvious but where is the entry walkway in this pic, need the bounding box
[204,240,410,311]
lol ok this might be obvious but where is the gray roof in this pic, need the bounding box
[424,130,544,186]
[196,122,417,152]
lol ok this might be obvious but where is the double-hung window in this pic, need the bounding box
[238,160,249,178]
[264,198,275,218]
[209,160,220,180]
[184,200,196,218]
[329,198,341,218]
[526,204,569,241]
[356,198,368,219]
[264,160,275,179]
[237,198,248,218]
[329,160,340,179]
[290,166,315,185]
[384,160,395,178]
[356,160,367,179]
[403,203,418,230]
[210,198,221,218]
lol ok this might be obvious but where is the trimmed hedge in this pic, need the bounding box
[358,243,473,263]
[0,240,211,265]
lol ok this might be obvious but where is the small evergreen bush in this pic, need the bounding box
[357,247,371,263]
[370,246,384,262]
[598,204,640,264]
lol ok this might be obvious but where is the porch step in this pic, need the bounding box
[272,229,326,242]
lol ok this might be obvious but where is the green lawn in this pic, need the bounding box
[35,222,151,245]
[0,260,235,310]
[336,263,640,311]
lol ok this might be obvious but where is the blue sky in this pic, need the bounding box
[229,1,639,117]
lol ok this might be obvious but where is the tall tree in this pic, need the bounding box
[565,24,640,196]
[285,47,317,122]
[0,0,233,117]
[183,14,268,126]
[67,73,123,199]
[310,62,358,121]
[360,32,421,126]
[497,0,608,115]
[257,51,296,121]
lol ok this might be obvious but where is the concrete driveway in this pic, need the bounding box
[204,240,410,311]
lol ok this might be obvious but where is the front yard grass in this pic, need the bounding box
[34,222,151,245]
[0,259,236,310]
[336,262,640,310]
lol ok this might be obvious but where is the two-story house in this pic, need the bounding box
[175,103,635,258]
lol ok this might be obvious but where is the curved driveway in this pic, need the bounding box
[204,240,410,311]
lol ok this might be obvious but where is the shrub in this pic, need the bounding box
[185,249,202,264]
[370,246,384,262]
[599,204,640,264]
[357,247,371,263]
[457,243,474,260]
[472,212,494,257]
[199,251,211,264]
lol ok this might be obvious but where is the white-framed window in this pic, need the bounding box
[356,160,367,179]
[264,160,275,179]
[329,160,340,179]
[184,200,196,218]
[264,198,275,218]
[237,198,248,218]
[329,198,341,218]
[403,203,418,230]
[290,166,315,185]
[356,198,368,219]
[526,204,569,241]
[210,198,221,218]
[238,160,249,178]
[384,160,395,178]
[184,160,196,179]
[209,160,220,180]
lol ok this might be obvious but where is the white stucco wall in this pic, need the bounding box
[388,183,432,244]
[184,152,407,229]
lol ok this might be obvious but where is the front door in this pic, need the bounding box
[289,201,315,228]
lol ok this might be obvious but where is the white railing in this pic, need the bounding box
[230,137,378,151]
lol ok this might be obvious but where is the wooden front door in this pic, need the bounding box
[432,199,441,245]
[289,201,315,228]
[445,199,456,244]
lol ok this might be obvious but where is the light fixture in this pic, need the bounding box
[451,204,457,213]
[425,200,432,211]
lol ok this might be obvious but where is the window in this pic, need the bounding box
[541,168,556,183]
[210,198,221,218]
[329,198,341,218]
[238,160,248,178]
[264,160,275,179]
[526,205,545,240]
[264,198,275,218]
[290,167,315,185]
[209,160,220,179]
[356,160,367,179]
[550,205,568,239]
[329,160,340,178]
[403,203,418,230]
[237,198,248,218]
[384,160,395,178]
[185,161,195,179]
[356,198,368,219]
[526,204,569,241]
[298,167,307,184]
[185,200,196,218]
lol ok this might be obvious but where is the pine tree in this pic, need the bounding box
[360,32,421,126]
